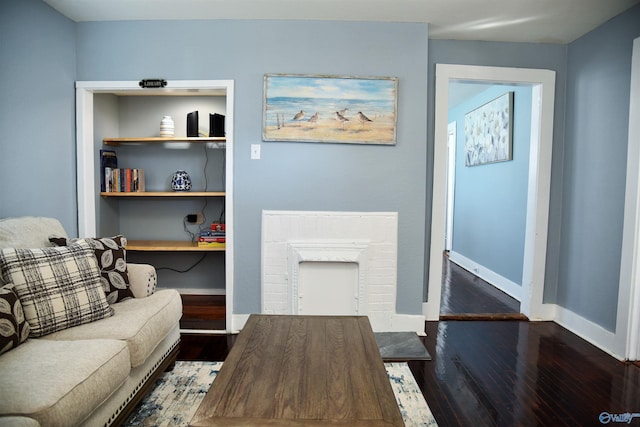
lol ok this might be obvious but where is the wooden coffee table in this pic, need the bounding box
[190,314,404,426]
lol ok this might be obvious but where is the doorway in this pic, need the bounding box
[425,64,556,321]
[440,81,531,319]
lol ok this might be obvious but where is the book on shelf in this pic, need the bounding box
[197,240,226,248]
[104,168,145,193]
[197,227,225,246]
[100,149,117,192]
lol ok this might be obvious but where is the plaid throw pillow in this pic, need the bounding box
[49,235,134,304]
[0,283,30,355]
[0,240,114,337]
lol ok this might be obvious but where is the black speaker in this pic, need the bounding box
[187,111,199,137]
[210,113,225,137]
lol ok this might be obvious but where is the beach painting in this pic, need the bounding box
[263,74,398,145]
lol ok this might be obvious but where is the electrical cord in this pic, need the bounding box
[156,253,208,273]
[183,215,197,242]
[185,139,226,239]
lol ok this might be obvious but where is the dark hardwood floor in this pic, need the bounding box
[441,254,526,320]
[180,294,225,330]
[177,269,640,426]
[179,322,640,427]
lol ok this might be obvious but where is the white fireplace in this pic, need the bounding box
[261,210,424,332]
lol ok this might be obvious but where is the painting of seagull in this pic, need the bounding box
[335,111,349,128]
[263,74,397,144]
[357,111,372,124]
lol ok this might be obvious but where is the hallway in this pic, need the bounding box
[440,255,524,320]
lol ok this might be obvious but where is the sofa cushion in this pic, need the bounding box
[50,235,134,304]
[0,416,41,427]
[0,217,68,250]
[0,241,114,337]
[0,338,130,426]
[43,289,182,367]
[0,284,30,355]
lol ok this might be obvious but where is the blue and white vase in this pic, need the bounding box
[171,170,192,191]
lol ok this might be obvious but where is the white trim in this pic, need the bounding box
[75,88,96,237]
[554,305,623,360]
[619,37,640,361]
[180,329,227,335]
[448,251,522,302]
[232,314,251,333]
[425,64,556,321]
[287,240,370,316]
[232,313,424,334]
[224,81,235,333]
[445,121,456,252]
[75,79,235,333]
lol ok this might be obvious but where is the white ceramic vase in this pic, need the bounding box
[160,116,175,137]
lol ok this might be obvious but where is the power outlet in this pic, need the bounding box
[186,213,205,225]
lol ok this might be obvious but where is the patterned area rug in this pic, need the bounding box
[124,361,437,426]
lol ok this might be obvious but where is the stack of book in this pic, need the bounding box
[197,223,226,248]
[104,168,146,193]
[100,149,145,192]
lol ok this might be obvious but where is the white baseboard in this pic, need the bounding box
[231,314,250,332]
[231,313,425,335]
[553,305,624,360]
[374,314,426,335]
[448,251,523,301]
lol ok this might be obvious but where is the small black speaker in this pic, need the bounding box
[209,113,225,137]
[187,111,199,137]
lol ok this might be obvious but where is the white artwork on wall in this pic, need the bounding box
[464,91,514,166]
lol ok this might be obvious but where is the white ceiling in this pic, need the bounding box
[44,0,639,44]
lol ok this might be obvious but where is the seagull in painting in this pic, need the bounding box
[292,110,305,121]
[357,111,373,124]
[335,111,349,128]
[307,112,319,125]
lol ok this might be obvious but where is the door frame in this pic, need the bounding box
[619,37,640,360]
[444,121,456,252]
[424,64,556,320]
[75,80,236,332]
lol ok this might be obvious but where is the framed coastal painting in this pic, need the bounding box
[464,91,514,166]
[263,74,398,145]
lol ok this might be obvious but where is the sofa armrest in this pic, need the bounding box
[127,263,157,298]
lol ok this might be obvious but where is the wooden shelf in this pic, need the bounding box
[127,240,225,252]
[101,191,225,197]
[104,137,226,146]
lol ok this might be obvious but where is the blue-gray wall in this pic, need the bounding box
[449,85,532,285]
[557,5,640,331]
[0,0,77,234]
[74,19,429,315]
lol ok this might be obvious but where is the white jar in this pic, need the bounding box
[160,116,175,137]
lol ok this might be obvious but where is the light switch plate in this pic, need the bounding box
[251,144,261,160]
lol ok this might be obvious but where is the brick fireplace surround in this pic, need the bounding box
[261,210,424,333]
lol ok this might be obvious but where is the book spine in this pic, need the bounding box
[126,168,132,192]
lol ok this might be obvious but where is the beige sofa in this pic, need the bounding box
[0,217,182,426]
